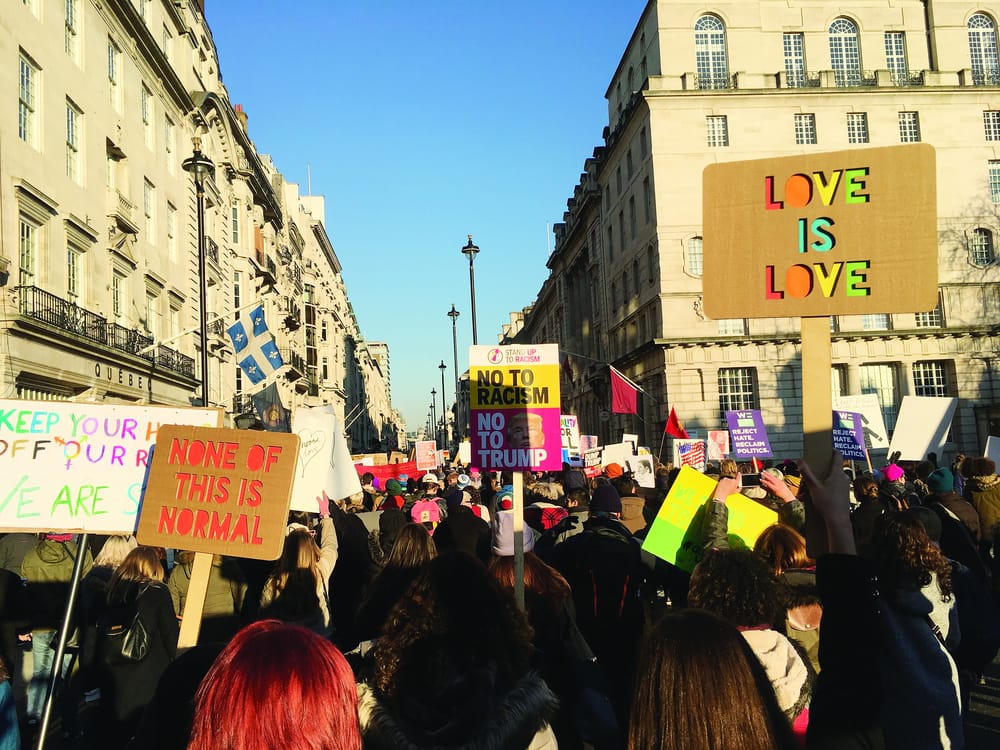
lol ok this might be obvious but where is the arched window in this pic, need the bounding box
[971,227,996,265]
[829,18,862,86]
[969,14,1000,84]
[695,15,729,89]
[632,259,640,297]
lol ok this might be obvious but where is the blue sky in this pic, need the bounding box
[208,1,648,431]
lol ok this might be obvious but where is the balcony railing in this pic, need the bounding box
[694,73,735,90]
[783,71,821,88]
[205,236,219,265]
[19,287,110,346]
[232,393,254,416]
[17,286,195,379]
[972,68,1000,86]
[890,69,925,86]
[833,69,877,88]
[279,348,304,381]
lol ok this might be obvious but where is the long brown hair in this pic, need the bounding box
[108,546,164,602]
[488,551,570,603]
[874,513,953,599]
[386,523,437,569]
[629,609,796,750]
[753,524,814,576]
[265,528,322,600]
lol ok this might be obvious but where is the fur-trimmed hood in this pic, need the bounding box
[357,672,558,750]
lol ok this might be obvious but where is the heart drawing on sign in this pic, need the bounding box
[299,429,326,478]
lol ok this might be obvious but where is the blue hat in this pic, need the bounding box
[496,485,515,510]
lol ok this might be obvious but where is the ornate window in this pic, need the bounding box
[695,16,729,89]
[969,14,1000,84]
[829,18,862,87]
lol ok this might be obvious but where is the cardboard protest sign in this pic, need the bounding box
[457,440,471,465]
[673,439,706,471]
[136,425,298,560]
[707,430,730,461]
[0,401,220,533]
[703,144,937,319]
[469,344,561,471]
[832,411,866,460]
[726,410,773,459]
[833,394,889,450]
[580,435,598,452]
[641,466,777,572]
[561,414,581,464]
[887,396,958,461]
[601,442,636,470]
[415,440,437,471]
[622,433,638,453]
[985,436,1000,469]
[631,455,656,488]
[290,405,362,511]
[583,447,603,479]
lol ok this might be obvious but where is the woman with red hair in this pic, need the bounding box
[187,620,360,750]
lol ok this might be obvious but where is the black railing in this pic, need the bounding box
[279,348,305,379]
[109,322,153,356]
[205,236,219,265]
[973,68,1000,86]
[694,73,735,90]
[208,319,225,336]
[834,69,877,87]
[890,69,925,86]
[784,71,821,88]
[17,286,194,378]
[19,286,109,346]
[233,393,254,415]
[155,345,195,378]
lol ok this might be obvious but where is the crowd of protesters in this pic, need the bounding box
[0,448,999,749]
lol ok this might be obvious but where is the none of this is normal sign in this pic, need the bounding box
[702,144,937,319]
[136,425,299,560]
[469,344,561,472]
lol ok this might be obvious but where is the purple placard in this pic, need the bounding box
[469,407,562,472]
[725,410,773,459]
[832,410,866,460]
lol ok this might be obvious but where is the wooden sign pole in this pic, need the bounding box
[512,471,525,610]
[177,551,213,649]
[801,316,833,558]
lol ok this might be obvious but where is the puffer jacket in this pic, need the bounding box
[357,673,557,750]
[964,474,1000,540]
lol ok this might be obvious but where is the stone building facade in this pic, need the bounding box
[514,0,1000,460]
[2,0,400,449]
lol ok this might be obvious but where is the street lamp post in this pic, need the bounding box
[439,360,447,448]
[430,390,437,446]
[182,138,215,409]
[447,304,461,440]
[461,235,480,345]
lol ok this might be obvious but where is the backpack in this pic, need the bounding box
[410,499,442,526]
[98,594,149,665]
[566,525,644,639]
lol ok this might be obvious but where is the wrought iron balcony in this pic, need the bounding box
[783,71,821,88]
[694,73,735,90]
[204,236,219,265]
[232,392,255,416]
[834,70,877,88]
[279,348,304,381]
[890,69,925,86]
[973,68,1000,86]
[19,286,109,345]
[16,286,194,379]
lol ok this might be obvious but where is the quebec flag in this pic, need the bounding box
[226,305,284,386]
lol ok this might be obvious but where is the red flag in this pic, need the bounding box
[665,407,689,439]
[610,367,637,414]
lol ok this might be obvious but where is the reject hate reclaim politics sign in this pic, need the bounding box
[702,144,937,319]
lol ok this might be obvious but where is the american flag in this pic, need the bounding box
[677,440,706,471]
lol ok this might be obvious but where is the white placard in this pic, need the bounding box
[630,455,656,488]
[0,400,220,532]
[707,430,730,461]
[601,442,636,469]
[290,405,362,512]
[886,396,958,461]
[984,436,1000,467]
[833,393,890,450]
